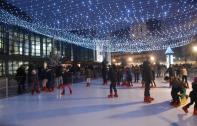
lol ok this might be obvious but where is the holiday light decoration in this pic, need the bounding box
[0,0,196,52]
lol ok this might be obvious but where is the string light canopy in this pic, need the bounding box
[0,0,196,52]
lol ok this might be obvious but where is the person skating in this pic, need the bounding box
[134,65,140,83]
[108,65,118,98]
[165,64,175,87]
[85,66,93,87]
[55,65,64,89]
[182,77,197,115]
[151,65,156,88]
[126,67,133,87]
[61,68,72,95]
[170,77,182,107]
[142,59,154,103]
[31,67,40,95]
[102,61,108,85]
[15,65,26,94]
[181,66,189,88]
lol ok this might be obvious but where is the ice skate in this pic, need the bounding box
[36,89,40,94]
[193,108,197,115]
[114,91,118,98]
[148,96,154,101]
[108,91,113,98]
[69,88,72,95]
[144,97,151,103]
[173,101,181,107]
[182,106,189,113]
[61,90,65,95]
[31,89,35,95]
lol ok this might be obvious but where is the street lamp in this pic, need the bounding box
[150,56,155,61]
[128,57,133,62]
[193,45,197,64]
[193,45,197,53]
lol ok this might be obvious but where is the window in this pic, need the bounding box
[0,60,5,77]
[0,25,5,53]
[24,34,29,56]
[8,61,28,76]
[43,37,52,57]
[9,30,23,55]
[31,35,40,56]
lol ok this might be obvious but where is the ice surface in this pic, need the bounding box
[0,78,196,126]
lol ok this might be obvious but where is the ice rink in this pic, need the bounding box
[0,78,196,126]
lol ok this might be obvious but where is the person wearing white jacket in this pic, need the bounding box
[181,66,189,88]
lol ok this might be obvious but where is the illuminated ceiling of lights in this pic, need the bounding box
[0,0,197,52]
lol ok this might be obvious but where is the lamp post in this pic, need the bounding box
[193,45,197,64]
[165,47,174,68]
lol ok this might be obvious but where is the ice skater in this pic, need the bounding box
[61,68,72,95]
[151,66,156,88]
[108,65,118,98]
[85,66,92,87]
[31,67,40,95]
[182,77,197,115]
[170,77,182,107]
[142,59,154,103]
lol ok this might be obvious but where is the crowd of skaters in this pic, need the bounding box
[15,63,100,95]
[15,59,197,116]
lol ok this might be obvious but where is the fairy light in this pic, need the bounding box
[0,0,196,52]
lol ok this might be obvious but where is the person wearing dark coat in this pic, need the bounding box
[170,77,182,107]
[108,65,118,98]
[102,65,108,85]
[61,68,73,95]
[16,65,26,94]
[126,68,133,87]
[31,67,40,95]
[117,67,123,86]
[46,68,55,92]
[55,65,63,89]
[165,64,175,87]
[134,65,140,83]
[40,68,48,91]
[151,66,156,88]
[182,77,197,115]
[142,60,154,103]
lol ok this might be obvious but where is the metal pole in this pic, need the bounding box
[5,77,8,97]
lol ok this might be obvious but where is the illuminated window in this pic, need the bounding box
[31,35,40,56]
[0,25,5,53]
[43,37,52,57]
[24,34,29,56]
[8,61,28,76]
[9,30,23,55]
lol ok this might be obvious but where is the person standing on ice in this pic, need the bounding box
[165,64,175,87]
[102,62,108,85]
[182,77,197,115]
[142,58,154,103]
[85,66,93,87]
[108,64,118,98]
[61,67,72,95]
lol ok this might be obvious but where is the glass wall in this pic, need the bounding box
[9,29,23,55]
[24,34,29,56]
[0,60,5,76]
[0,25,5,53]
[8,61,28,75]
[31,35,40,56]
[43,37,52,57]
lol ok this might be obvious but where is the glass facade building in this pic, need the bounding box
[0,23,96,77]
